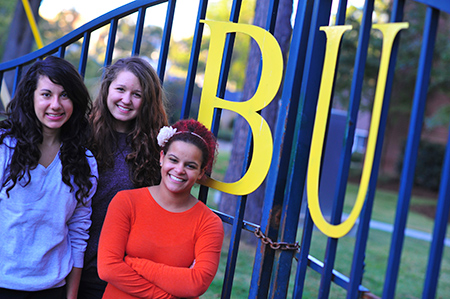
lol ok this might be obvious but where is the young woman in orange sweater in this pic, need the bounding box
[98,119,224,299]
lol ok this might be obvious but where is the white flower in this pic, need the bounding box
[157,126,177,147]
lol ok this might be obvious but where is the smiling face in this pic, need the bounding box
[106,70,143,133]
[33,75,73,136]
[160,140,205,196]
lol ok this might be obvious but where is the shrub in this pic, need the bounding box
[397,140,445,191]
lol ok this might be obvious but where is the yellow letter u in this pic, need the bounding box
[307,23,408,238]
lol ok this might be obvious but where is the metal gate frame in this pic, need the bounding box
[0,0,449,298]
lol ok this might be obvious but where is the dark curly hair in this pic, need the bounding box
[89,56,168,187]
[161,119,218,173]
[0,56,94,204]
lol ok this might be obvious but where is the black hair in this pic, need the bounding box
[162,119,218,173]
[0,56,94,203]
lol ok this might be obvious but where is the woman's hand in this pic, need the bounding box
[65,267,82,299]
[189,260,196,269]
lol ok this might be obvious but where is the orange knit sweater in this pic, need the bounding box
[98,188,224,299]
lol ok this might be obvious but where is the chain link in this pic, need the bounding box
[253,227,300,251]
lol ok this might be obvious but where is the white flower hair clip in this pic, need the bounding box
[157,126,177,147]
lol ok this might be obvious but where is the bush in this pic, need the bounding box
[351,151,365,163]
[397,140,445,191]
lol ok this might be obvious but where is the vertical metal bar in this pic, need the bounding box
[333,0,378,296]
[247,0,294,295]
[349,2,406,297]
[219,196,248,299]
[334,0,348,26]
[202,2,245,296]
[293,211,315,298]
[382,6,439,299]
[267,0,314,297]
[198,0,243,205]
[423,93,450,298]
[104,18,119,68]
[57,46,66,58]
[290,1,328,299]
[0,71,6,111]
[293,3,344,298]
[250,0,329,297]
[157,0,176,82]
[131,7,146,56]
[78,32,91,78]
[265,0,280,33]
[180,0,208,119]
[318,0,374,297]
[221,134,252,299]
[212,0,243,131]
[12,66,22,96]
[348,21,406,299]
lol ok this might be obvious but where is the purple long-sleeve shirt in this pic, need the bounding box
[81,132,135,287]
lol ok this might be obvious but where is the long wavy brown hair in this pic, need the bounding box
[89,57,168,187]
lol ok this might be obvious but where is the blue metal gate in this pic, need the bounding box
[1,0,449,298]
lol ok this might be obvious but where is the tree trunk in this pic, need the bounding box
[218,0,292,244]
[2,0,42,92]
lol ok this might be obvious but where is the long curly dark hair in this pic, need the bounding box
[0,56,94,204]
[89,56,168,187]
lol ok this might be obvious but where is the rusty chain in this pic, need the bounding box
[253,227,300,251]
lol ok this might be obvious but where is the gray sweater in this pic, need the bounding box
[0,136,98,291]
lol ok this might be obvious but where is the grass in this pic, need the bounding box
[203,238,256,298]
[200,179,450,298]
[343,183,450,237]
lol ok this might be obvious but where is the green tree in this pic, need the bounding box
[2,0,42,95]
[330,1,450,178]
[37,9,103,93]
[38,9,164,96]
[333,2,389,110]
[0,0,17,59]
[335,1,450,125]
[168,0,256,91]
[402,2,450,129]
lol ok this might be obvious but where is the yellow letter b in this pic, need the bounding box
[198,20,283,195]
